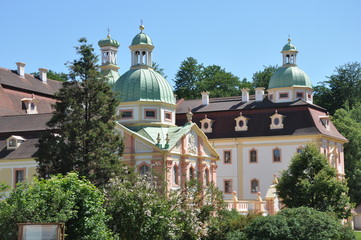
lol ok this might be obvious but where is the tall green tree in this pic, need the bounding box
[198,65,242,98]
[0,173,115,240]
[36,38,124,187]
[252,65,279,89]
[174,57,203,99]
[314,62,361,114]
[332,105,361,205]
[276,144,351,219]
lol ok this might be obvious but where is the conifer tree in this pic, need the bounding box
[36,38,124,187]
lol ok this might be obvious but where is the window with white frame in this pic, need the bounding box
[270,110,285,129]
[234,112,249,131]
[200,115,214,133]
[273,148,281,162]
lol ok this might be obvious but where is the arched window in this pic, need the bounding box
[204,168,210,186]
[173,165,179,185]
[273,148,281,162]
[251,179,259,193]
[139,164,150,176]
[189,166,195,180]
[250,149,257,163]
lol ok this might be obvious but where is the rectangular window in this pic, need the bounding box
[165,111,172,121]
[251,179,259,193]
[249,149,257,163]
[224,150,231,164]
[145,109,157,119]
[296,92,304,99]
[14,168,25,187]
[120,110,133,119]
[307,93,312,100]
[273,148,281,162]
[224,180,232,194]
[279,93,289,99]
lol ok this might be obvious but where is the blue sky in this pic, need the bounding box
[1,0,360,89]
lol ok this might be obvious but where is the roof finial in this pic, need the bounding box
[139,19,144,32]
[107,27,111,39]
[288,34,291,43]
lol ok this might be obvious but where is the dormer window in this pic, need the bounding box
[235,112,249,131]
[200,115,214,133]
[21,94,38,114]
[270,110,285,129]
[7,135,26,150]
[320,115,330,130]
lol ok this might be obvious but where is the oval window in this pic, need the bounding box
[239,120,244,127]
[274,118,280,125]
[204,122,209,129]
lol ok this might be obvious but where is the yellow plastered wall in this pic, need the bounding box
[0,168,12,186]
[28,167,37,182]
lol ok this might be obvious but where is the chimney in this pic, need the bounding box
[201,91,209,105]
[16,62,26,77]
[39,68,48,83]
[241,88,249,102]
[255,87,265,101]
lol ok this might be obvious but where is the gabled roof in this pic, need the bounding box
[115,122,219,158]
[0,137,39,159]
[0,67,63,97]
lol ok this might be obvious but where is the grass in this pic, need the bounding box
[355,231,361,240]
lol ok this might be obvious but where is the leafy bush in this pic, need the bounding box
[0,173,114,240]
[242,207,354,240]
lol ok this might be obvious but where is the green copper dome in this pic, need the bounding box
[98,35,120,48]
[282,40,297,52]
[268,66,312,89]
[112,68,175,104]
[131,32,153,46]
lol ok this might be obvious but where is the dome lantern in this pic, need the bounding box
[98,31,120,85]
[129,24,154,68]
[281,38,298,65]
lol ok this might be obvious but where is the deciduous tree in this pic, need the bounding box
[174,57,203,100]
[276,144,351,218]
[252,65,279,89]
[0,173,115,240]
[332,105,361,205]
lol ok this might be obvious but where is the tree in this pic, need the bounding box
[197,65,242,98]
[0,173,115,240]
[332,106,361,205]
[152,61,167,79]
[239,78,254,95]
[242,207,354,240]
[31,69,68,82]
[106,175,226,240]
[36,38,124,187]
[314,62,361,114]
[313,84,333,110]
[174,57,203,100]
[251,65,279,89]
[276,144,351,218]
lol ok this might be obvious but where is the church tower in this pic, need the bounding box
[268,39,313,104]
[98,32,120,85]
[112,24,176,127]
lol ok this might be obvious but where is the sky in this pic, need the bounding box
[1,0,360,89]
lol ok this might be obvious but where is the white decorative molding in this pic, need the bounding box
[270,110,285,129]
[200,115,214,133]
[235,112,249,131]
